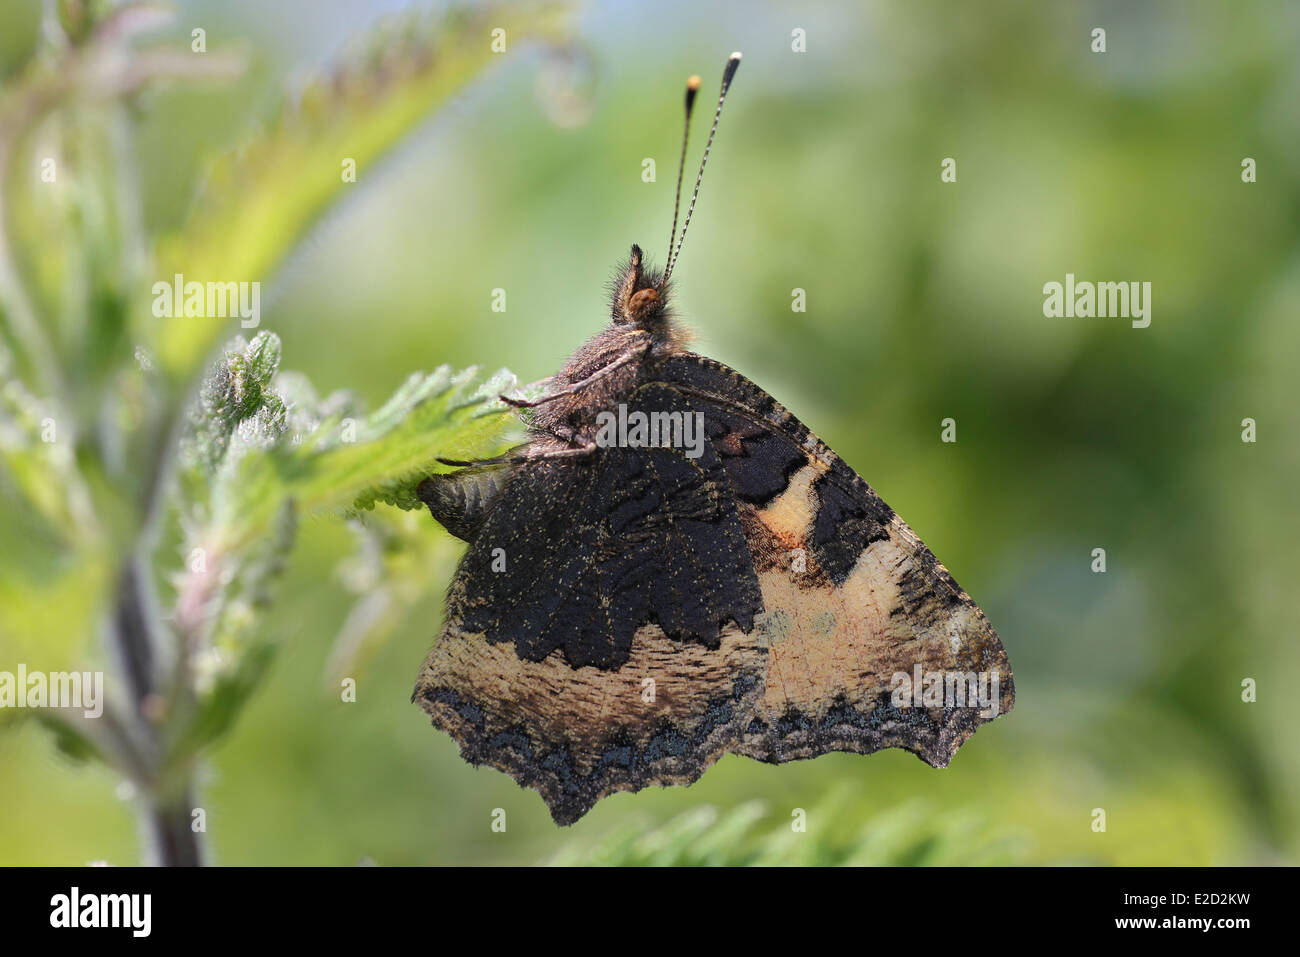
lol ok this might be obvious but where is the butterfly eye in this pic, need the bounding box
[627,287,660,321]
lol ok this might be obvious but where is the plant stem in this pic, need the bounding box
[142,778,205,867]
[114,555,208,865]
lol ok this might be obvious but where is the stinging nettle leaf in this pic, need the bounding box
[152,2,567,381]
[167,332,521,748]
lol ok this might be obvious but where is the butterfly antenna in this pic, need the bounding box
[662,51,741,285]
[665,74,702,276]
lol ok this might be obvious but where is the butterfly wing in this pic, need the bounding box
[414,383,769,825]
[416,357,1014,824]
[655,353,1015,769]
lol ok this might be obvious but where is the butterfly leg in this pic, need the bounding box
[500,339,651,408]
[435,441,598,469]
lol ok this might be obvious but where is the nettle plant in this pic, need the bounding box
[0,3,559,864]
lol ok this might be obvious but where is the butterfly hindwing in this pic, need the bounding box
[656,353,1015,768]
[415,353,1013,824]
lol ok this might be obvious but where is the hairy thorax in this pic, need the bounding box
[529,328,646,442]
[525,243,693,447]
[529,325,687,445]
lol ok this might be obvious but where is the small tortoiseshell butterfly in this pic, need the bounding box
[414,53,1014,825]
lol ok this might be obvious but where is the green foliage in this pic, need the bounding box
[3,0,1296,868]
[546,799,1029,866]
[0,346,89,542]
[152,3,566,379]
[166,330,519,756]
[0,0,550,864]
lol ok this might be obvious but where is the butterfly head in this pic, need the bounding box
[607,53,741,337]
[610,243,670,330]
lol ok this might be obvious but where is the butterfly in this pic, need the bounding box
[413,53,1014,825]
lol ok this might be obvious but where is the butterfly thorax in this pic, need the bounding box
[529,243,690,442]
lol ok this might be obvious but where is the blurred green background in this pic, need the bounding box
[2,0,1298,865]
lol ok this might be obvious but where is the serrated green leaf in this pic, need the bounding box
[203,360,520,554]
[166,337,519,756]
[179,330,284,492]
[153,2,567,380]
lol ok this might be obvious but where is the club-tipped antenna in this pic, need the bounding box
[662,51,741,285]
[665,74,702,275]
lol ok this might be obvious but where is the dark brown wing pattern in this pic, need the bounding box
[414,354,1013,824]
[656,354,1014,772]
